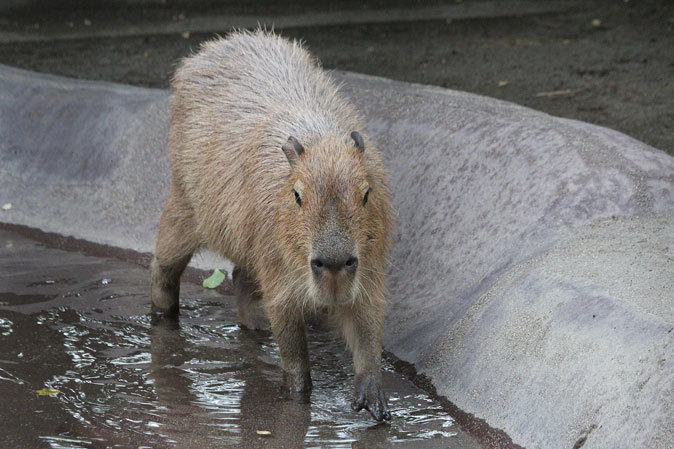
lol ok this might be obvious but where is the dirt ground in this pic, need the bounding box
[1,0,673,154]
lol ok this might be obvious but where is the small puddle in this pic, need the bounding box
[0,227,483,448]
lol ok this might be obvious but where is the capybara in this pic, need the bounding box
[150,30,394,421]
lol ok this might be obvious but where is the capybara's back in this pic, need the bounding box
[151,30,394,421]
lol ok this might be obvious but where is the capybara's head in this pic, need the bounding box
[277,132,391,308]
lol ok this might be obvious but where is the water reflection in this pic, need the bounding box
[235,329,311,448]
[149,315,312,448]
[0,227,476,449]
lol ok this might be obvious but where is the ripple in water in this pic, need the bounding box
[0,228,478,449]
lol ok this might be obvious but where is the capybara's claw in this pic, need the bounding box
[353,373,391,421]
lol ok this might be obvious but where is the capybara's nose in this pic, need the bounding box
[311,256,358,275]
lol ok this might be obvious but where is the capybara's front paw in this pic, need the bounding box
[351,372,391,421]
[282,369,312,393]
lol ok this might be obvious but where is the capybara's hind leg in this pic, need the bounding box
[151,184,199,316]
[232,266,269,330]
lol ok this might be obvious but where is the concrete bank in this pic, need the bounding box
[0,64,672,449]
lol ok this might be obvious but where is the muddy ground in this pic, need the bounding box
[0,0,672,155]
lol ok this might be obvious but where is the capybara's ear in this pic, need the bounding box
[282,136,305,167]
[350,131,365,153]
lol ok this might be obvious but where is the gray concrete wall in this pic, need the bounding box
[1,64,672,449]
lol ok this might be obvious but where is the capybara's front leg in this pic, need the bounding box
[267,303,311,393]
[151,184,199,316]
[342,301,391,421]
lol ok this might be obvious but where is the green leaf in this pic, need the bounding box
[203,269,226,289]
[36,388,60,396]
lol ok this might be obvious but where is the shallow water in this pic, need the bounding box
[0,228,482,449]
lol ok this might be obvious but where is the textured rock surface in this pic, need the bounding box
[1,64,672,449]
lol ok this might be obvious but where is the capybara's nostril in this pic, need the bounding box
[311,259,324,275]
[344,257,358,272]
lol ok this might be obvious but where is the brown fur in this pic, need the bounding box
[151,30,394,420]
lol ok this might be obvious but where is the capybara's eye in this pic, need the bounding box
[363,188,371,206]
[293,189,302,207]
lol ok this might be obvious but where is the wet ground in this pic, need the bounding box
[0,0,672,154]
[0,226,485,449]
